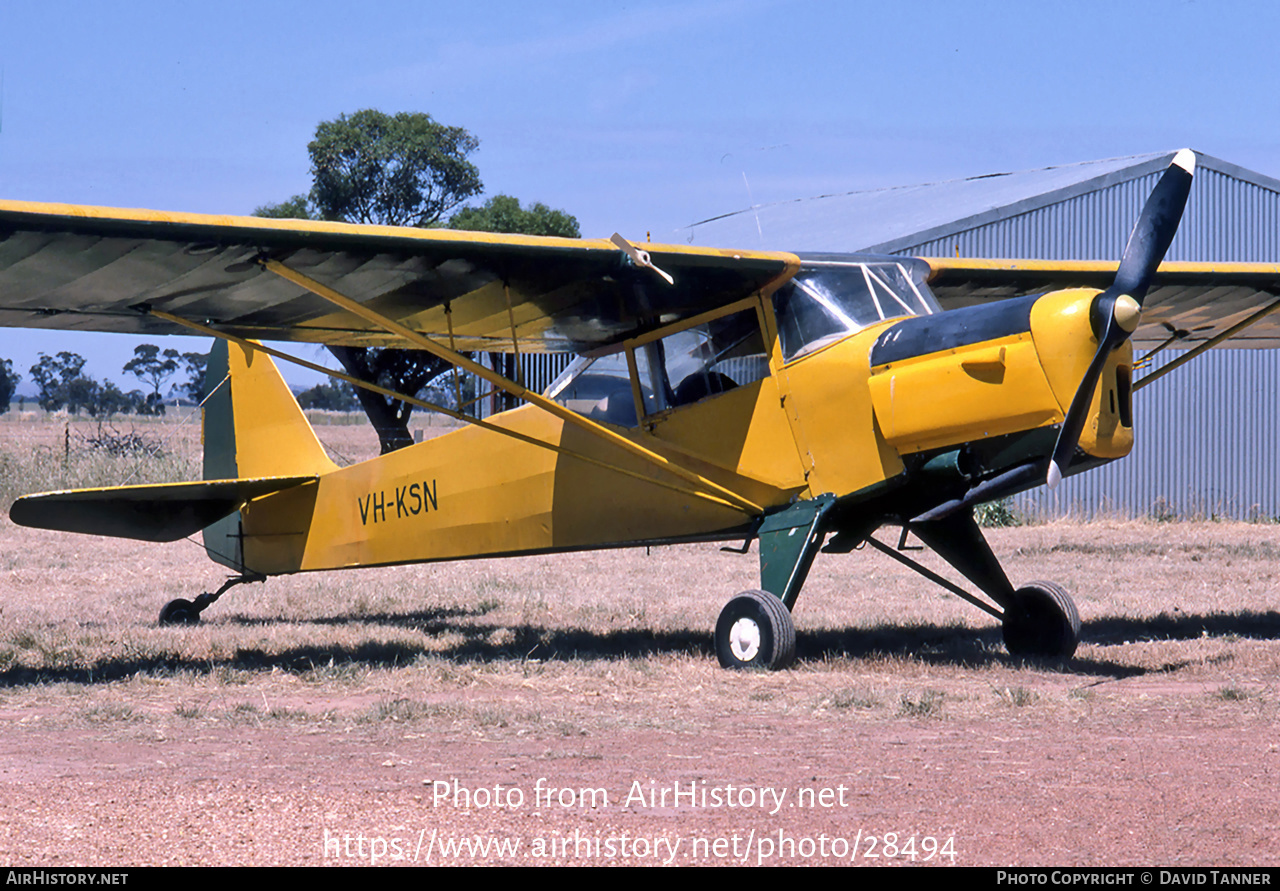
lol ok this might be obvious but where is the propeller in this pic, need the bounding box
[1046,149,1196,489]
[611,233,675,285]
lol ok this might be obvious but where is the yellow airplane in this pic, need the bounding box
[5,149,1280,668]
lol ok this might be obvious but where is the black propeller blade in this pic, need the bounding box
[1046,149,1196,489]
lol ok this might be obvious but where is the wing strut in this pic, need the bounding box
[503,282,525,387]
[148,307,763,516]
[1133,297,1280,392]
[259,258,763,513]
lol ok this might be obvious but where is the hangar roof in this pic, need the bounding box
[682,151,1280,257]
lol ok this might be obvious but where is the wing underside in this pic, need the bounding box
[923,258,1280,349]
[4,200,1276,357]
[0,200,799,353]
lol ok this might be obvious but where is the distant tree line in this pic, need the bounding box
[0,345,369,418]
[294,380,358,411]
[0,346,208,418]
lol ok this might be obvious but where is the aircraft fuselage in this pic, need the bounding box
[221,282,1132,576]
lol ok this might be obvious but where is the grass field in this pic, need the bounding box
[0,412,1277,865]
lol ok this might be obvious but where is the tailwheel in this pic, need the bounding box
[715,589,796,670]
[1001,581,1080,660]
[156,573,266,626]
[158,599,201,626]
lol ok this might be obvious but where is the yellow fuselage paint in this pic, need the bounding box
[866,288,1133,462]
[869,330,1062,454]
[775,325,907,497]
[238,399,798,575]
[643,376,808,495]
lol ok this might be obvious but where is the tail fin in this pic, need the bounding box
[9,341,329,565]
[202,340,336,568]
[203,339,337,480]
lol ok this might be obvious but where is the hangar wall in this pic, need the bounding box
[1015,348,1280,520]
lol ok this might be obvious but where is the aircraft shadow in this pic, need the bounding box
[220,605,484,630]
[0,608,1276,689]
[806,609,1280,677]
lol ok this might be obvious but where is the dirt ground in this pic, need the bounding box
[0,508,1277,867]
[3,701,1274,867]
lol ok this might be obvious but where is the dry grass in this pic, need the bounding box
[0,515,1277,738]
[0,408,463,502]
[0,413,1278,738]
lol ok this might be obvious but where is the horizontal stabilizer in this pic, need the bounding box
[9,476,315,543]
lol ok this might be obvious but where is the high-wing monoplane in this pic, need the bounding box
[6,149,1280,668]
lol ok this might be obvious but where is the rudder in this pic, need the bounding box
[201,340,336,569]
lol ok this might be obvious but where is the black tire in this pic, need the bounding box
[158,599,201,626]
[1002,581,1080,659]
[715,590,796,670]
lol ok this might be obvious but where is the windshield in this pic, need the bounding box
[772,261,940,362]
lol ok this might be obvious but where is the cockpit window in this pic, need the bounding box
[646,310,768,414]
[545,307,769,426]
[772,261,939,362]
[545,348,649,427]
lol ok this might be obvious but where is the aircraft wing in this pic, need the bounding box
[922,258,1280,348]
[0,200,799,353]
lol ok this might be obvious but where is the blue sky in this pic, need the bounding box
[1,0,1277,392]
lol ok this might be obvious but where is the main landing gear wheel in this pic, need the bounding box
[1001,581,1080,660]
[158,599,200,626]
[715,590,796,670]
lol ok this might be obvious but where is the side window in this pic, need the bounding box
[546,350,650,427]
[651,308,769,410]
[546,306,770,424]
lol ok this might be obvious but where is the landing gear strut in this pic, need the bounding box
[717,499,1083,669]
[714,496,834,670]
[157,573,265,626]
[890,512,1081,660]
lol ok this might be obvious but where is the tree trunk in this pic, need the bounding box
[328,346,416,454]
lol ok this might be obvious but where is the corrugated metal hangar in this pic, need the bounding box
[685,152,1280,520]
